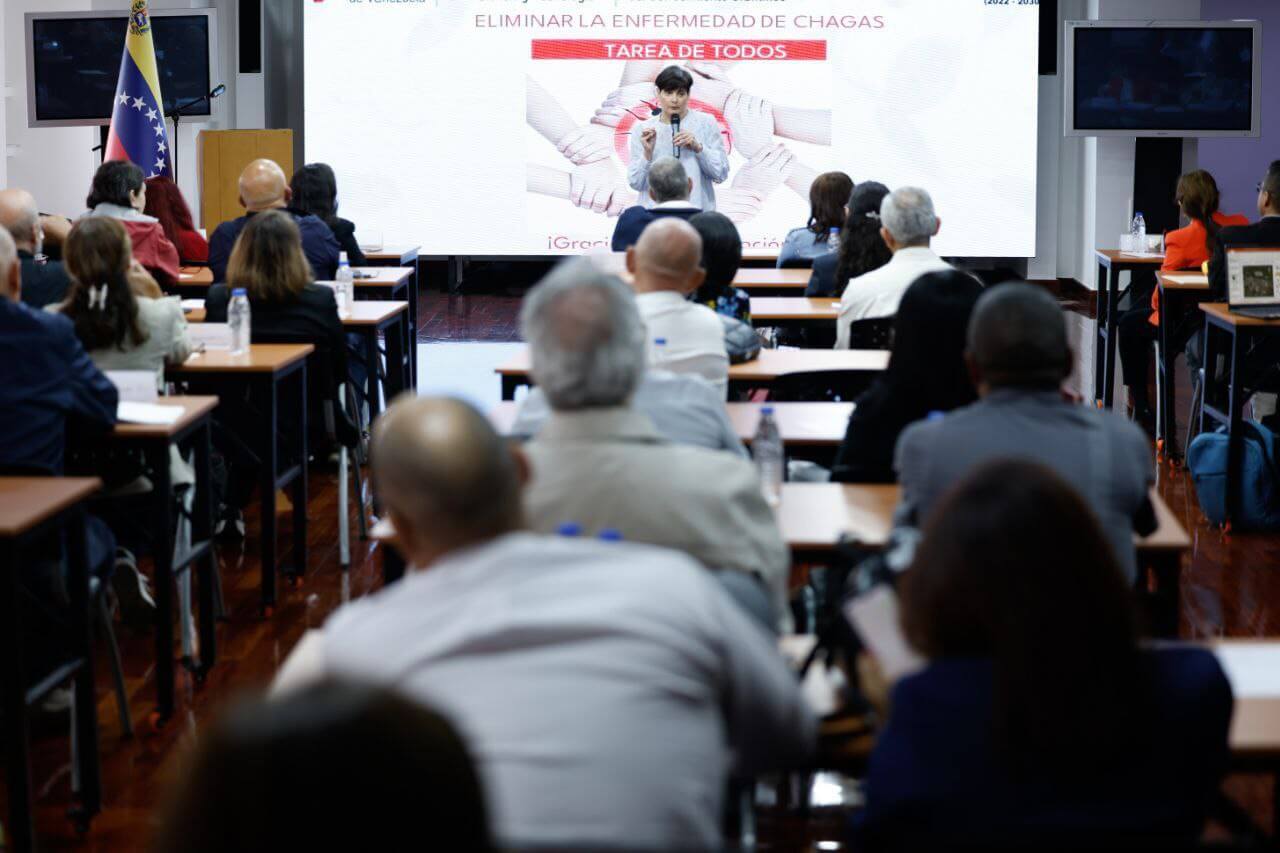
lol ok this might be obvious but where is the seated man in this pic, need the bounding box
[520,258,789,625]
[835,186,952,349]
[610,156,700,251]
[627,217,729,393]
[207,159,341,283]
[276,395,815,850]
[0,188,72,309]
[895,283,1155,583]
[1208,159,1280,300]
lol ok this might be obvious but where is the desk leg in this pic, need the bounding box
[193,420,218,672]
[407,266,419,386]
[501,376,519,401]
[1094,260,1108,406]
[1157,292,1176,457]
[1224,326,1245,526]
[261,375,279,611]
[1103,266,1122,408]
[383,546,405,586]
[0,538,33,853]
[149,444,176,721]
[364,328,382,423]
[291,363,309,582]
[66,509,101,821]
[1146,553,1181,638]
[384,314,409,401]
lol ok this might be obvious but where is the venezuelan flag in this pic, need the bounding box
[104,1,172,178]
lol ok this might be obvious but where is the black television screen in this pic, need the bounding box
[30,14,211,124]
[1072,26,1255,132]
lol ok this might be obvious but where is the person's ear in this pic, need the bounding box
[686,178,693,195]
[687,266,707,294]
[625,246,638,275]
[9,262,22,302]
[238,193,248,210]
[283,186,293,204]
[386,506,417,561]
[508,442,531,491]
[933,216,942,236]
[649,187,658,203]
[880,226,895,252]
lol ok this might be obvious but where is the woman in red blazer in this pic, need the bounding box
[1118,170,1247,430]
[145,176,209,265]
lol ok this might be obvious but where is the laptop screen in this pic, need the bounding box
[1226,248,1280,306]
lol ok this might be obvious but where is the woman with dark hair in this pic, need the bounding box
[689,210,750,324]
[83,160,181,288]
[144,175,209,265]
[830,269,982,483]
[807,181,892,298]
[852,460,1233,848]
[290,163,367,266]
[152,681,495,852]
[53,217,191,387]
[778,171,854,267]
[1117,169,1247,430]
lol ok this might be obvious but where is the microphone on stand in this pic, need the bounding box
[671,112,682,152]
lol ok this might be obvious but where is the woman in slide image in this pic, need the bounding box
[777,170,854,268]
[830,268,983,484]
[850,460,1233,848]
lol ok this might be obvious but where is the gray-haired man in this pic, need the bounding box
[519,256,791,628]
[610,155,700,250]
[835,185,953,348]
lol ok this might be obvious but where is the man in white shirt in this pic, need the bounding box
[276,395,815,850]
[520,257,791,628]
[628,217,730,394]
[610,156,700,250]
[835,186,953,349]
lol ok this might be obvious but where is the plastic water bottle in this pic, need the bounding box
[828,226,841,252]
[335,252,353,318]
[1131,212,1147,251]
[754,405,784,507]
[651,337,667,368]
[229,288,251,355]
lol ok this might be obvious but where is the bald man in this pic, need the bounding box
[625,217,729,394]
[206,158,340,283]
[0,188,71,308]
[277,395,814,849]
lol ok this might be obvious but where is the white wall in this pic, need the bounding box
[0,2,8,191]
[4,0,250,221]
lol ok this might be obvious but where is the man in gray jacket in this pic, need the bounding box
[895,282,1155,582]
[520,257,791,628]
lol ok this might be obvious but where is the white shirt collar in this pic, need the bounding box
[653,200,697,210]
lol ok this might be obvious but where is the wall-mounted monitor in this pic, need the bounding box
[25,9,219,128]
[1063,20,1261,138]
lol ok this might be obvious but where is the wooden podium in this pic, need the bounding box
[197,129,294,234]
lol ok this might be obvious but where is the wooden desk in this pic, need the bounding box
[363,245,420,267]
[168,345,312,611]
[345,266,418,384]
[776,483,1189,635]
[1198,303,1280,525]
[1094,250,1165,409]
[490,400,851,449]
[496,347,889,400]
[734,268,811,292]
[1154,271,1211,459]
[0,477,103,849]
[177,266,213,287]
[110,397,219,720]
[750,296,839,328]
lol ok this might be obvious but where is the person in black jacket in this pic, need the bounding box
[610,157,700,251]
[290,163,368,266]
[830,269,982,483]
[807,181,892,298]
[204,210,352,525]
[0,188,72,309]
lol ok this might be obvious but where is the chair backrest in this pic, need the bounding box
[249,330,359,447]
[769,369,874,402]
[846,316,895,350]
[778,256,814,270]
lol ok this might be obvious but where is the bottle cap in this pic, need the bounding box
[232,288,247,296]
[338,251,349,264]
[598,528,623,542]
[654,337,667,346]
[556,522,583,537]
[761,405,775,415]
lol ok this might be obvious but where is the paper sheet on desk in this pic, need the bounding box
[1163,273,1208,285]
[117,402,184,425]
[1119,252,1164,259]
[1214,643,1280,697]
[180,298,205,311]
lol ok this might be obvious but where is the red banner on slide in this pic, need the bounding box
[531,39,826,61]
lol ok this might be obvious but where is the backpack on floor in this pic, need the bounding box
[1187,420,1280,530]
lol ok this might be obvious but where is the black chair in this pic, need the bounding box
[770,370,875,403]
[846,316,895,350]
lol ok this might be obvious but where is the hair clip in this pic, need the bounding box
[87,283,108,311]
[865,211,881,221]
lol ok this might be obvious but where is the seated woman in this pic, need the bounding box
[83,161,181,289]
[153,681,494,852]
[852,460,1233,849]
[290,163,367,266]
[830,269,982,483]
[1118,170,1247,431]
[145,176,209,265]
[777,171,853,268]
[689,211,750,324]
[808,181,892,298]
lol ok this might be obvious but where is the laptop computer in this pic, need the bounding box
[1226,247,1280,319]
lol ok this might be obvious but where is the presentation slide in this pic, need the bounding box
[304,1,1039,258]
